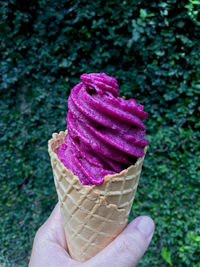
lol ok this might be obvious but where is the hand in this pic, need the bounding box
[29,203,154,267]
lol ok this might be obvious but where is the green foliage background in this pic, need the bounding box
[0,0,200,266]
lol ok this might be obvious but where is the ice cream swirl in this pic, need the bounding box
[57,73,148,185]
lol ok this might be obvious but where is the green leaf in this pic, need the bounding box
[161,247,172,265]
[189,0,200,4]
[140,9,147,19]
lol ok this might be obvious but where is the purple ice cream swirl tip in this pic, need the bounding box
[57,73,149,186]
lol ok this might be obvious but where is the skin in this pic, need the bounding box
[29,203,154,267]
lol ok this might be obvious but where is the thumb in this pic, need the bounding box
[87,216,155,267]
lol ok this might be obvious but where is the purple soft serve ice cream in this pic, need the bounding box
[57,73,148,185]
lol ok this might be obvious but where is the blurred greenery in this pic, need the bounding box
[0,0,200,266]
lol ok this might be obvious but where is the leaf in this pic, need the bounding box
[140,9,147,19]
[132,31,140,42]
[161,247,172,265]
[189,0,200,4]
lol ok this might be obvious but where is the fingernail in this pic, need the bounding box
[136,216,154,241]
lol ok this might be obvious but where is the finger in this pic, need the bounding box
[87,216,155,267]
[29,203,79,267]
[36,202,68,250]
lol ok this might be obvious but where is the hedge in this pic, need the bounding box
[0,0,200,266]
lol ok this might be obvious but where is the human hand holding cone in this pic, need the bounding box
[48,131,146,262]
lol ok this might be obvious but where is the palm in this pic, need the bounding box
[29,203,154,267]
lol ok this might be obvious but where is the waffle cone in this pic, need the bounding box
[48,131,146,262]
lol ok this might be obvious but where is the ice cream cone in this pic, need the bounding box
[48,131,146,262]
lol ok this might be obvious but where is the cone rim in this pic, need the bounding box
[48,130,147,188]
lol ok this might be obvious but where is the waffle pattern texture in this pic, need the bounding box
[48,131,146,262]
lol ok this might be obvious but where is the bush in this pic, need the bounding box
[0,0,199,266]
